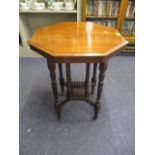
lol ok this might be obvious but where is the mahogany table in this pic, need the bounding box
[28,22,128,121]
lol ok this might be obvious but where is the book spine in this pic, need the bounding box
[126,1,131,17]
[87,0,90,16]
[92,0,95,16]
[132,8,135,18]
[111,20,116,28]
[115,1,119,16]
[111,1,116,16]
[89,0,92,16]
[123,21,133,34]
[108,20,111,27]
[107,20,116,28]
[108,1,113,16]
[122,21,128,34]
[98,1,102,16]
[102,19,107,26]
[130,1,135,17]
[103,0,107,16]
[127,21,131,34]
[130,21,134,34]
[97,21,102,25]
[132,22,135,35]
[102,1,104,16]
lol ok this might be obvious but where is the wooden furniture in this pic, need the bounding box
[19,0,82,49]
[28,22,128,121]
[82,0,135,52]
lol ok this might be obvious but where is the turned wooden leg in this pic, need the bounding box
[66,63,72,98]
[93,61,108,120]
[91,63,97,95]
[58,64,64,93]
[85,63,90,98]
[47,59,61,121]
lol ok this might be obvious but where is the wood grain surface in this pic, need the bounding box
[28,22,128,57]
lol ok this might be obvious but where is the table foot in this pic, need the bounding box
[55,105,62,121]
[92,116,97,120]
[93,104,100,120]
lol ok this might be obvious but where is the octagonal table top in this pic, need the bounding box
[28,22,128,59]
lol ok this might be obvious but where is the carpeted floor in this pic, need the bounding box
[19,56,135,155]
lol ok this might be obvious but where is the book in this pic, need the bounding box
[130,21,134,33]
[131,22,135,35]
[122,22,128,34]
[98,1,103,16]
[86,0,126,19]
[129,1,135,17]
[89,0,92,16]
[108,1,113,16]
[108,1,120,17]
[111,1,116,16]
[131,8,135,18]
[87,0,91,16]
[126,1,131,17]
[102,19,107,26]
[108,20,116,28]
[92,0,95,16]
[122,21,134,34]
[115,1,119,16]
[102,0,107,16]
[122,21,129,34]
[111,20,116,27]
[96,20,103,25]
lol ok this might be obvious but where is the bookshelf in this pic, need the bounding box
[82,0,135,52]
[19,0,82,50]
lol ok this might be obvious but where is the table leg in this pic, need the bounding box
[91,63,97,95]
[58,64,64,93]
[66,63,72,98]
[47,59,61,120]
[93,61,108,119]
[85,63,90,98]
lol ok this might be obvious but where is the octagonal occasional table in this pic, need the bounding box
[28,22,128,121]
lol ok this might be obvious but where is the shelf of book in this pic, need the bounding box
[82,0,135,52]
[122,0,135,36]
[85,0,120,18]
[125,0,135,18]
[122,20,135,35]
[83,0,120,28]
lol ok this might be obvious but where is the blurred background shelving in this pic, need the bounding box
[19,0,135,57]
[82,0,135,53]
